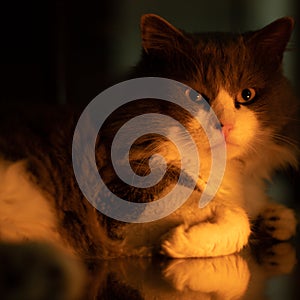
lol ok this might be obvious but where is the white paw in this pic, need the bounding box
[160,225,192,258]
[260,204,297,240]
[160,219,249,258]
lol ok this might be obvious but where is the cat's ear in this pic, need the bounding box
[140,14,187,54]
[245,17,294,62]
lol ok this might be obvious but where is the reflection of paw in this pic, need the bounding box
[162,255,250,298]
[260,204,297,240]
[261,243,297,275]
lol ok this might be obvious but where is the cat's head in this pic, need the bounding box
[135,14,299,177]
[97,15,299,206]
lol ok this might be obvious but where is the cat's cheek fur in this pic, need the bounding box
[211,89,260,159]
[229,108,259,152]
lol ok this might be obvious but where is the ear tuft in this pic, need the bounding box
[140,14,186,53]
[245,17,295,62]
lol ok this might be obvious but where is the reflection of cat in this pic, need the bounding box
[0,241,297,299]
[105,255,251,300]
[0,14,298,264]
[82,242,297,299]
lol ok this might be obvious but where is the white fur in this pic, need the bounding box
[0,159,71,252]
[211,89,260,158]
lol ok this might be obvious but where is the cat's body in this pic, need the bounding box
[0,14,298,264]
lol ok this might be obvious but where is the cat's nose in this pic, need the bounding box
[221,124,233,140]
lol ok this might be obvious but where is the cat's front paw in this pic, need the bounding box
[257,204,297,240]
[160,225,192,258]
[161,215,250,258]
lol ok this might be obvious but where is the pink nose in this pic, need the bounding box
[221,124,233,139]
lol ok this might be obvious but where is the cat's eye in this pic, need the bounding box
[185,88,202,102]
[236,88,256,105]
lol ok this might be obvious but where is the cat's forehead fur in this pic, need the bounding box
[136,14,297,127]
[188,32,250,98]
[139,14,294,98]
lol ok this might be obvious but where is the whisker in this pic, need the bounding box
[271,134,299,150]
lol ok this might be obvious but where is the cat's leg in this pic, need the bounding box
[255,203,297,240]
[160,206,250,257]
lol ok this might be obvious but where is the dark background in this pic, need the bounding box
[1,0,299,105]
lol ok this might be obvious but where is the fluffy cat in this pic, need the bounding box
[0,13,298,266]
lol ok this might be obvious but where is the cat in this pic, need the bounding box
[0,13,298,270]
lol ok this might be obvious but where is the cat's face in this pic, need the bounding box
[99,15,298,202]
[136,14,298,170]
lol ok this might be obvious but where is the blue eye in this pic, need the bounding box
[186,88,202,102]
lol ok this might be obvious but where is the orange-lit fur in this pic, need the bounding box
[0,14,298,261]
